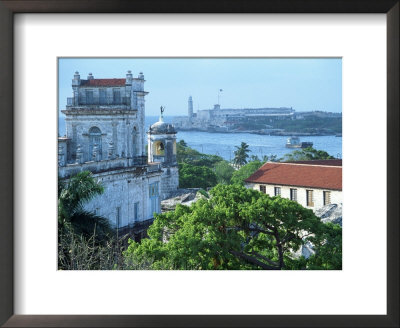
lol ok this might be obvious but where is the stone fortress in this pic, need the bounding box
[58,70,179,234]
[173,96,295,132]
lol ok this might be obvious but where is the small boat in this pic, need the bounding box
[285,136,313,148]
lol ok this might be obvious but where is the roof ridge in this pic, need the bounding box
[266,162,342,168]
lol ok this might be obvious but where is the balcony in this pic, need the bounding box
[133,156,148,166]
[66,96,131,107]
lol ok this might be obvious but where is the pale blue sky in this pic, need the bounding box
[58,58,341,117]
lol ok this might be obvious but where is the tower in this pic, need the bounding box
[188,96,193,123]
[147,108,179,200]
[59,70,163,231]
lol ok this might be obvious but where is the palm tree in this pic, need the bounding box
[58,171,113,240]
[233,142,251,168]
[58,171,128,270]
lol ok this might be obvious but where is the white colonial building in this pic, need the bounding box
[245,160,342,211]
[58,70,179,233]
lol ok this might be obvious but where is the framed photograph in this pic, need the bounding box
[0,1,398,327]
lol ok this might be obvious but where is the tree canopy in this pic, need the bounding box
[178,163,217,189]
[233,142,251,167]
[214,161,235,184]
[58,171,112,240]
[230,160,264,185]
[123,184,341,270]
[283,147,335,161]
[177,139,223,168]
[58,171,118,270]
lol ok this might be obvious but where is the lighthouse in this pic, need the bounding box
[188,96,193,123]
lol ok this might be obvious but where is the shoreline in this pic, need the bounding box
[175,128,341,137]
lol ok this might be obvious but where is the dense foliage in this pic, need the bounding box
[58,171,121,270]
[214,161,235,184]
[177,140,223,168]
[272,116,342,134]
[124,184,341,270]
[178,163,218,189]
[177,140,223,188]
[283,147,335,161]
[230,160,264,185]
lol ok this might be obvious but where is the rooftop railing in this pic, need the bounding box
[66,96,131,106]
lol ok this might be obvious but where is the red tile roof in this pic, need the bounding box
[80,79,126,87]
[245,161,342,190]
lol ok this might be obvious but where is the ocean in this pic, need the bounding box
[58,115,342,161]
[145,116,342,161]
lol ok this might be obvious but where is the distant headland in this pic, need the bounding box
[173,97,342,136]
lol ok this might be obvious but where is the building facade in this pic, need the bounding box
[173,96,295,131]
[58,71,178,231]
[245,160,342,211]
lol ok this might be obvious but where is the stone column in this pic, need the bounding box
[76,144,84,164]
[58,145,65,167]
[112,122,118,157]
[108,140,115,160]
[92,143,100,162]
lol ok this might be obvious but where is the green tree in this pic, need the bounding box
[177,139,223,168]
[123,184,341,270]
[284,147,335,162]
[178,163,217,189]
[233,142,251,167]
[214,161,235,184]
[262,154,280,162]
[230,160,264,185]
[58,171,112,238]
[58,171,119,269]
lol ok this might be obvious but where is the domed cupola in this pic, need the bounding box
[147,106,177,165]
[149,117,176,135]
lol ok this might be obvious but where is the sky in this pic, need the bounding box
[58,58,342,117]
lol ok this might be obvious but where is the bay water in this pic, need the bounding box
[58,116,342,161]
[146,116,342,161]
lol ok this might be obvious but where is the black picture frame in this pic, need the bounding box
[0,1,398,327]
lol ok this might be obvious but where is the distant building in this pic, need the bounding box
[245,160,342,210]
[173,96,295,131]
[58,71,178,235]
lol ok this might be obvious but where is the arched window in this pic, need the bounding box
[89,126,102,159]
[154,141,164,156]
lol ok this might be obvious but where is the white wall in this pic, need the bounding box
[83,169,162,228]
[65,112,141,162]
[246,183,342,210]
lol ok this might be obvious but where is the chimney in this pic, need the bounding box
[72,71,80,86]
[126,70,133,85]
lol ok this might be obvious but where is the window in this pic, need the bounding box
[290,188,297,201]
[149,182,159,216]
[323,191,331,206]
[154,141,165,156]
[134,202,139,222]
[259,185,266,193]
[99,89,106,104]
[113,89,121,104]
[306,190,314,207]
[274,187,281,196]
[85,89,93,104]
[89,126,102,160]
[149,182,159,197]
